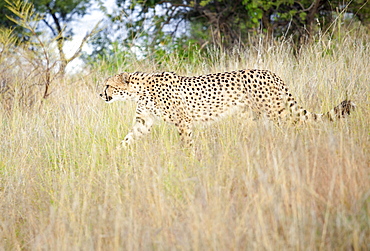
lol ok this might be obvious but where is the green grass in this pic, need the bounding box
[0,33,369,250]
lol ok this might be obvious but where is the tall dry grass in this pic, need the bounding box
[0,31,369,250]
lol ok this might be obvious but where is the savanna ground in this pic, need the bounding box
[0,31,369,250]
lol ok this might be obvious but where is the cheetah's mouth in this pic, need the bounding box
[100,86,113,102]
[100,93,113,102]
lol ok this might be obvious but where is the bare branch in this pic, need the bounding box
[66,20,102,64]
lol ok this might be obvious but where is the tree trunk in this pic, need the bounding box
[306,0,322,41]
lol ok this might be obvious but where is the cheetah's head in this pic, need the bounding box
[100,72,133,103]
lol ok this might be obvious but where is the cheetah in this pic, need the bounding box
[100,69,355,148]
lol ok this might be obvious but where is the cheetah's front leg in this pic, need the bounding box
[120,109,155,148]
[176,120,193,148]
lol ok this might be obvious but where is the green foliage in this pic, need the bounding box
[2,0,369,72]
[35,0,91,18]
[85,41,135,74]
[0,27,18,63]
[0,0,92,41]
[87,0,370,62]
[243,0,263,26]
[0,0,32,40]
[5,0,43,31]
[32,0,92,37]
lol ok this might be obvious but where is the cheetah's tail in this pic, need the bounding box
[321,100,356,121]
[297,100,356,122]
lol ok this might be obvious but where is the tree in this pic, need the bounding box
[0,0,27,39]
[88,0,370,60]
[2,0,99,102]
[3,0,99,74]
[32,0,96,73]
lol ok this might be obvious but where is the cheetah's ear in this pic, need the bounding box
[114,72,130,87]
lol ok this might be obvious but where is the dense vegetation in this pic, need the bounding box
[0,0,369,250]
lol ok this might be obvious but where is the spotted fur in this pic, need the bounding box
[100,69,355,148]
